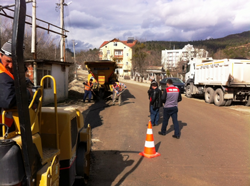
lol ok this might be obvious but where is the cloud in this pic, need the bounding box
[67,39,93,51]
[5,0,249,49]
[65,10,102,29]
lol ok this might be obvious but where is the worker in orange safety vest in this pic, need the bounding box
[83,78,93,103]
[0,39,33,135]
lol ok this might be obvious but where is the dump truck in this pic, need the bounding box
[183,57,250,106]
[0,1,91,185]
[85,60,118,98]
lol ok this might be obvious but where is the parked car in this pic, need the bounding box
[159,77,185,93]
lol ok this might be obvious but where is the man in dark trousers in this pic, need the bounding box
[149,82,162,126]
[159,79,182,138]
[147,76,158,114]
[83,78,93,103]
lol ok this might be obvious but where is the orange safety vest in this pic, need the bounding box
[84,81,92,91]
[114,83,122,92]
[0,63,15,127]
[0,63,14,80]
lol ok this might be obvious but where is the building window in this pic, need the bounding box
[107,50,110,54]
[114,42,117,46]
[127,53,129,56]
[126,62,128,65]
[105,46,107,48]
[114,50,123,55]
[37,66,52,89]
[124,47,126,49]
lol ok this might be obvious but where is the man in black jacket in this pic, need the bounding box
[149,82,162,126]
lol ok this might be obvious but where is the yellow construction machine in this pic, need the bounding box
[85,60,118,98]
[0,1,91,185]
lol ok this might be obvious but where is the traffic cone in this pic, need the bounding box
[139,120,160,158]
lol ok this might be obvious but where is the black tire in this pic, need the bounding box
[245,96,250,106]
[76,142,87,178]
[214,88,226,106]
[118,94,122,106]
[185,85,192,98]
[225,99,233,106]
[204,87,214,104]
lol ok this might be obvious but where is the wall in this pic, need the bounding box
[43,64,69,104]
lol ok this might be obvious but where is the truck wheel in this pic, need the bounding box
[185,85,192,98]
[214,88,226,106]
[204,87,214,104]
[245,96,250,106]
[225,99,233,106]
[76,142,87,178]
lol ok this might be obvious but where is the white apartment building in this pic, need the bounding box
[161,44,195,70]
[99,38,137,76]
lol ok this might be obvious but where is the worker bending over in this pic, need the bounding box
[112,81,127,105]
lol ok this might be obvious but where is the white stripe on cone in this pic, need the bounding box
[147,129,153,134]
[145,141,155,148]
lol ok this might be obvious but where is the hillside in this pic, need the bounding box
[144,31,250,59]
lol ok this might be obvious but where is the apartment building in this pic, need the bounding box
[99,38,137,76]
[161,44,195,70]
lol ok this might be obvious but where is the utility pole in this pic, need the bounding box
[60,0,64,62]
[73,40,77,79]
[31,0,37,86]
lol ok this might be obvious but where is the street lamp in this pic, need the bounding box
[73,40,77,79]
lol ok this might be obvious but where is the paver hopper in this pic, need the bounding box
[85,60,118,97]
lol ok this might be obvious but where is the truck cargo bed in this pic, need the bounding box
[194,59,250,87]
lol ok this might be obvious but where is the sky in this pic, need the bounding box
[1,0,250,51]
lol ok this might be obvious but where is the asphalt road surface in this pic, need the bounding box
[82,81,250,186]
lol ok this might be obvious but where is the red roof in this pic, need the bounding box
[99,38,137,48]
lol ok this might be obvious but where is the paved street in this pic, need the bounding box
[84,81,250,186]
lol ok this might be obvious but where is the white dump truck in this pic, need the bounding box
[183,57,250,106]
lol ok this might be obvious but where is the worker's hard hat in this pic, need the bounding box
[0,39,12,57]
[0,39,25,57]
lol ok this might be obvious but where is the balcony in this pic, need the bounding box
[116,63,123,68]
[114,55,123,58]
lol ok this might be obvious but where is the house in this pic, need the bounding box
[25,59,73,104]
[99,38,137,76]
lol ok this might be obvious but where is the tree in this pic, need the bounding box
[132,42,147,76]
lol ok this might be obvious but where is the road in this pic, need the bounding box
[83,81,250,186]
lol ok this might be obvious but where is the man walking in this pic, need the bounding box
[159,79,182,138]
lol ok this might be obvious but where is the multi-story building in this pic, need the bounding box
[161,44,195,70]
[99,38,137,76]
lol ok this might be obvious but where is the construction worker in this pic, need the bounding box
[83,78,93,103]
[112,81,127,105]
[0,39,33,133]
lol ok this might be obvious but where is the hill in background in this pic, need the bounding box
[144,31,250,59]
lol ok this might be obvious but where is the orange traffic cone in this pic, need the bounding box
[139,120,160,158]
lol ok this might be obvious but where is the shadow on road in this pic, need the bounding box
[83,90,136,129]
[84,150,143,186]
[83,99,109,129]
[166,120,187,135]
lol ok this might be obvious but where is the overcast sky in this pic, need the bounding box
[2,0,250,51]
